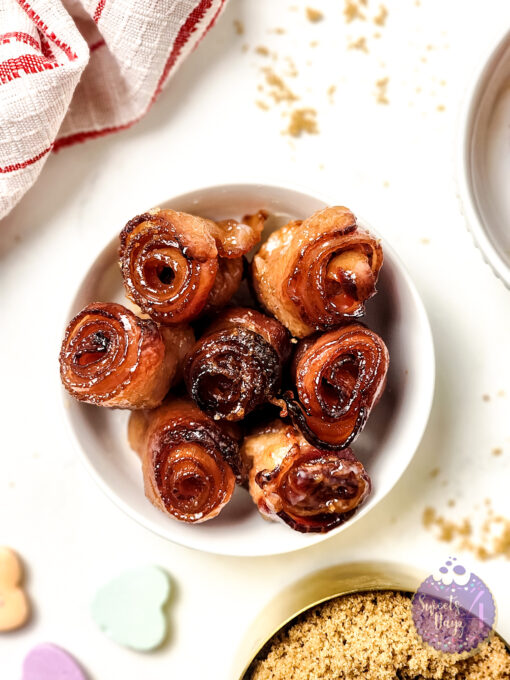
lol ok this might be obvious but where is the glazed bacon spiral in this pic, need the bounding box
[184,307,291,421]
[128,398,241,523]
[286,324,389,450]
[119,208,266,325]
[242,420,371,533]
[59,302,194,408]
[252,206,383,337]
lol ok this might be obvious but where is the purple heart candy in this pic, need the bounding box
[22,644,87,680]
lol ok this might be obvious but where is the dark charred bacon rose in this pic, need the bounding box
[184,307,291,421]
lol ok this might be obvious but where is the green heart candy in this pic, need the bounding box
[91,566,170,651]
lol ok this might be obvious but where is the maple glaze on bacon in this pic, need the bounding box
[252,206,383,338]
[184,307,291,421]
[59,302,194,408]
[119,208,266,325]
[285,324,389,449]
[241,420,371,533]
[128,398,241,523]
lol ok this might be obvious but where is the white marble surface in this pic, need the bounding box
[1,1,510,677]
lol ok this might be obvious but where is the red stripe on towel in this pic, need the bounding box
[94,0,106,23]
[0,32,40,50]
[0,145,52,173]
[15,1,78,60]
[0,54,59,84]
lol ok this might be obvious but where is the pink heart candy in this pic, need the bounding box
[22,644,87,680]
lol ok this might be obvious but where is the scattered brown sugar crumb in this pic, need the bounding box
[445,518,471,541]
[482,394,491,402]
[423,500,510,561]
[437,104,446,112]
[344,0,366,23]
[422,508,472,541]
[421,237,431,245]
[497,389,506,397]
[263,68,298,103]
[492,447,503,457]
[256,100,269,111]
[272,27,286,35]
[375,77,389,104]
[233,19,244,35]
[373,31,381,38]
[493,520,510,557]
[285,108,318,137]
[327,84,336,101]
[348,36,368,53]
[429,466,440,478]
[447,498,456,507]
[247,591,510,680]
[374,4,388,26]
[309,40,318,47]
[306,7,323,22]
[255,45,270,57]
[422,506,436,528]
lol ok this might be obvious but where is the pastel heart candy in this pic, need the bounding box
[0,546,29,631]
[92,566,170,651]
[22,644,87,680]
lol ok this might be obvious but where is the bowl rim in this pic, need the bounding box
[456,27,510,288]
[60,180,436,556]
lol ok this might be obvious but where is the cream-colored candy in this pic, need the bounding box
[0,547,29,631]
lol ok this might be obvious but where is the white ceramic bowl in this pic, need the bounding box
[62,183,435,556]
[457,29,510,287]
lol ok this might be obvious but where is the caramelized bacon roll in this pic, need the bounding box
[285,324,389,449]
[242,420,371,533]
[184,307,291,421]
[119,208,266,325]
[252,206,383,337]
[128,398,241,523]
[59,302,194,408]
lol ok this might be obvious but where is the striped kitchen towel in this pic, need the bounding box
[0,0,227,219]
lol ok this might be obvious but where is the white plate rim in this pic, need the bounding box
[456,27,510,289]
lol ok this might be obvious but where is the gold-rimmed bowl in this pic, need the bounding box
[233,561,509,680]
